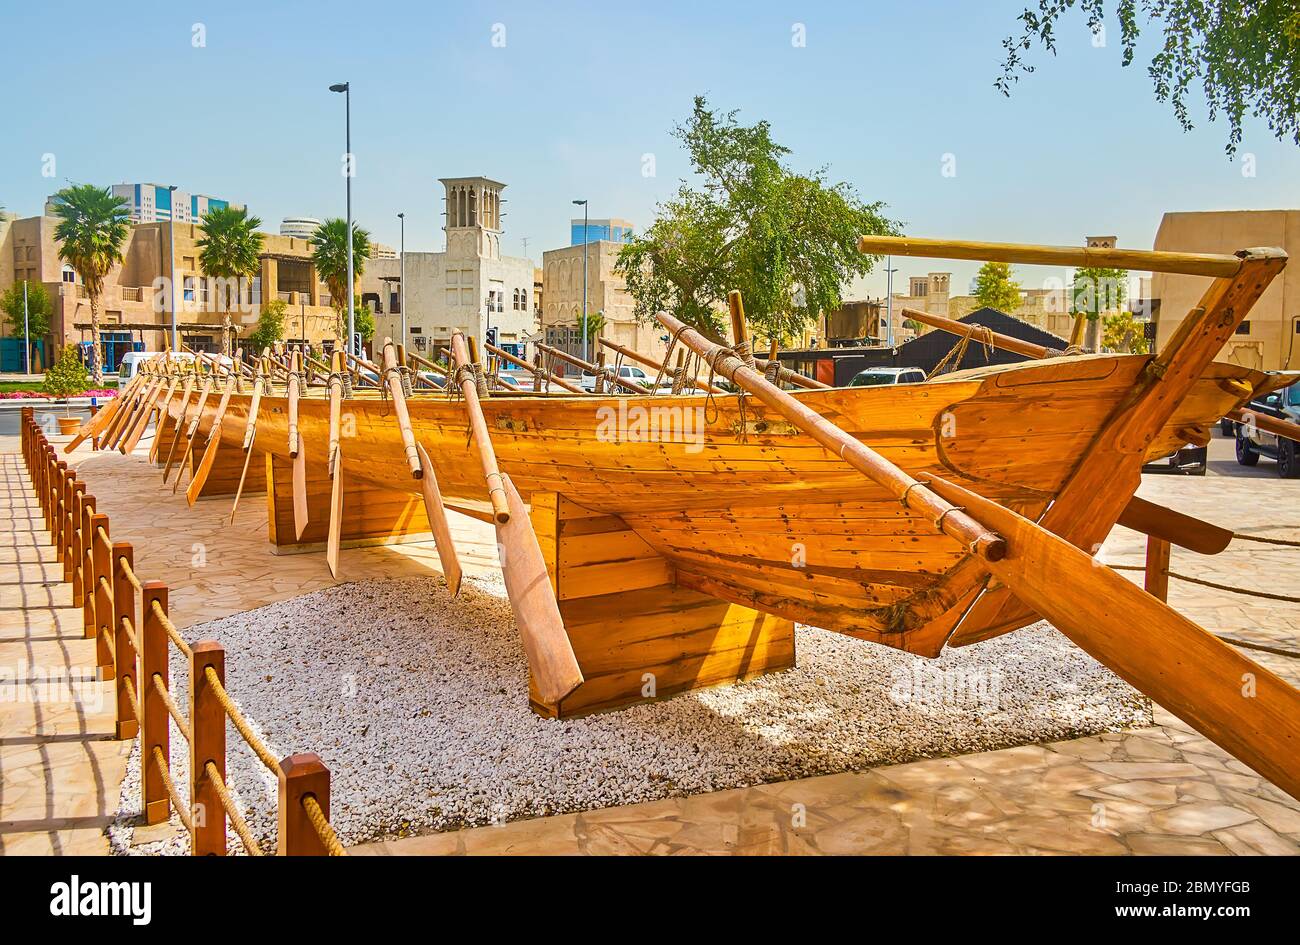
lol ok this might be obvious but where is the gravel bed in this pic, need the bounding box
[108,575,1151,854]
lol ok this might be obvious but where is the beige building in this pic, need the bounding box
[1152,210,1298,370]
[1,211,339,365]
[359,177,536,359]
[541,239,663,367]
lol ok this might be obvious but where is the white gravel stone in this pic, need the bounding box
[108,575,1151,853]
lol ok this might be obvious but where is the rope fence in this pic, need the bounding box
[20,407,345,857]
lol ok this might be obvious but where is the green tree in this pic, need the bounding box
[310,218,371,345]
[1070,266,1127,318]
[1103,310,1150,354]
[245,298,287,353]
[43,344,90,414]
[197,205,265,324]
[972,262,1023,313]
[1,280,53,339]
[51,184,131,384]
[998,1,1300,156]
[616,96,896,340]
[353,297,375,346]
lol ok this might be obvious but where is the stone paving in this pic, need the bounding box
[3,427,1298,856]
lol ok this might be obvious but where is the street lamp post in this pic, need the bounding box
[329,82,355,356]
[168,185,178,350]
[22,280,30,374]
[398,211,406,344]
[572,199,588,361]
[884,256,898,348]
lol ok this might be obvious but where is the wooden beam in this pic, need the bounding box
[1117,495,1233,555]
[1228,407,1300,444]
[857,234,1252,278]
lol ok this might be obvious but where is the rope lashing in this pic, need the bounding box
[153,673,194,744]
[203,760,266,857]
[151,745,194,833]
[204,665,282,776]
[926,324,996,380]
[122,674,142,727]
[117,556,142,592]
[150,599,193,660]
[471,362,490,398]
[400,365,414,398]
[302,794,347,856]
[119,614,140,653]
[763,361,783,386]
[340,369,354,400]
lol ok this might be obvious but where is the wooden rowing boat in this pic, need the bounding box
[95,234,1300,800]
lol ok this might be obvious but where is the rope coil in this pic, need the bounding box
[118,556,142,592]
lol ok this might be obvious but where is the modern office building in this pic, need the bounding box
[570,217,634,246]
[279,216,323,239]
[104,183,238,223]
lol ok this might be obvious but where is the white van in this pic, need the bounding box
[116,351,232,383]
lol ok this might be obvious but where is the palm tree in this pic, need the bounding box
[310,217,371,345]
[51,184,130,384]
[197,206,265,355]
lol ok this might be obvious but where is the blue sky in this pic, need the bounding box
[4,1,1297,295]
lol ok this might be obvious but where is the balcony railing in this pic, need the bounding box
[120,287,144,302]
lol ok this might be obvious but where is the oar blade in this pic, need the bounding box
[186,422,223,506]
[922,474,1300,801]
[229,446,255,525]
[495,473,583,706]
[415,442,462,596]
[292,433,309,540]
[326,445,344,578]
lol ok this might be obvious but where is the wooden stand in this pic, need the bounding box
[527,494,795,718]
[265,453,428,550]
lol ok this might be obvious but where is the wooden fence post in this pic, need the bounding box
[1145,535,1171,602]
[112,542,139,740]
[64,481,85,584]
[190,641,227,856]
[57,468,75,563]
[140,581,171,825]
[47,457,64,533]
[78,496,96,620]
[20,407,32,464]
[91,514,113,678]
[278,753,331,856]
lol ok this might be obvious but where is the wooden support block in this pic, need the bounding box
[527,493,795,718]
[264,452,429,551]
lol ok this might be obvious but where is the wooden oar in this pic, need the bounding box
[1116,495,1233,555]
[727,290,828,390]
[325,352,346,577]
[597,337,723,394]
[535,342,650,394]
[68,369,146,452]
[148,376,182,464]
[185,373,238,505]
[379,339,463,592]
[228,354,270,524]
[900,307,1065,360]
[488,342,586,393]
[921,473,1300,801]
[169,371,216,492]
[1227,407,1300,444]
[655,310,1006,562]
[106,369,159,451]
[287,351,309,539]
[119,371,169,454]
[159,374,197,482]
[450,331,582,704]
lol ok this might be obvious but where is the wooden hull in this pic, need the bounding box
[166,353,1262,656]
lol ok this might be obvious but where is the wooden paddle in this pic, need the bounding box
[378,339,463,592]
[119,371,169,455]
[921,473,1300,801]
[450,331,582,705]
[325,351,346,577]
[147,375,182,464]
[68,368,146,452]
[169,370,217,493]
[287,350,308,539]
[228,353,270,524]
[185,374,238,505]
[160,373,198,483]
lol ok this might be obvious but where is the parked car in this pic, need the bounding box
[1142,444,1207,476]
[847,367,926,387]
[1235,382,1300,478]
[579,363,662,393]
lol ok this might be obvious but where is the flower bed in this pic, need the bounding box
[0,388,118,400]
